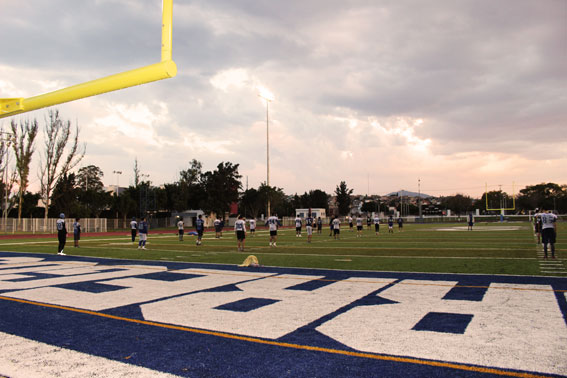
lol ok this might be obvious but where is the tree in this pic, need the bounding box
[517,183,566,213]
[335,181,353,216]
[201,162,242,217]
[0,129,18,226]
[257,184,290,216]
[76,165,105,192]
[10,118,39,228]
[361,201,379,213]
[75,165,112,217]
[38,110,85,229]
[51,173,80,218]
[240,188,261,218]
[133,158,141,187]
[299,189,330,211]
[440,194,473,216]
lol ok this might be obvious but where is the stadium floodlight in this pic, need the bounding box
[0,0,177,119]
[258,86,274,217]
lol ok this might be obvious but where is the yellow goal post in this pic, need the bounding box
[0,0,177,119]
[485,182,516,211]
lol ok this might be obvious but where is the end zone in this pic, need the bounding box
[0,252,565,377]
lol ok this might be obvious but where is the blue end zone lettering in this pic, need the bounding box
[443,280,489,301]
[215,297,280,312]
[0,252,566,378]
[55,281,126,293]
[412,312,474,334]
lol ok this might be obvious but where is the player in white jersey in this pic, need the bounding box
[356,215,363,237]
[373,215,380,235]
[295,216,302,237]
[177,217,184,241]
[348,216,353,232]
[332,216,341,240]
[305,214,314,243]
[234,215,247,251]
[130,217,138,242]
[265,215,281,247]
[249,218,256,236]
[214,218,221,238]
[536,209,558,259]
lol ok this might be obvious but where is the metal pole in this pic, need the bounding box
[418,178,422,219]
[266,100,271,217]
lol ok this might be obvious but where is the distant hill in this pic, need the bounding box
[386,190,432,198]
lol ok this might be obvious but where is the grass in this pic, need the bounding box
[0,221,565,276]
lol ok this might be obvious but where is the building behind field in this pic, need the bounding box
[295,208,326,219]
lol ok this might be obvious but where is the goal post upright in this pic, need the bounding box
[0,0,176,119]
[485,182,516,212]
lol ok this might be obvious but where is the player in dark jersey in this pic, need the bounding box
[534,210,542,244]
[138,217,148,249]
[388,215,394,234]
[305,214,315,243]
[56,213,67,255]
[195,214,205,245]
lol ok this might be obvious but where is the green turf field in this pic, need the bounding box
[0,221,565,276]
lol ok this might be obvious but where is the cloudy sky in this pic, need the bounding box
[1,0,565,198]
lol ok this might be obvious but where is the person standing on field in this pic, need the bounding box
[234,215,247,251]
[214,217,221,238]
[534,209,542,244]
[332,216,341,240]
[73,218,81,248]
[57,213,67,255]
[249,218,256,236]
[130,217,138,242]
[356,215,363,237]
[537,209,558,259]
[195,214,205,245]
[295,215,302,237]
[177,217,184,241]
[317,217,323,234]
[388,215,394,234]
[138,217,148,249]
[305,213,314,243]
[266,214,281,247]
[373,214,380,235]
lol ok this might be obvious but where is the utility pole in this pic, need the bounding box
[418,178,422,220]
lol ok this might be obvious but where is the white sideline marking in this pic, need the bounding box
[0,331,179,378]
[435,226,522,232]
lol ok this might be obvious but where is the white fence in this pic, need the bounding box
[0,218,107,234]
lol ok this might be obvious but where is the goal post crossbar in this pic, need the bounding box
[0,0,176,119]
[485,182,516,211]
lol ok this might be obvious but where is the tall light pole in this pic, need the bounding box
[112,170,122,196]
[418,178,422,220]
[258,87,274,217]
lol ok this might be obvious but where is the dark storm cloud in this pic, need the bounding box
[2,0,565,159]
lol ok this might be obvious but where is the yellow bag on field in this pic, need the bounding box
[238,255,260,267]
